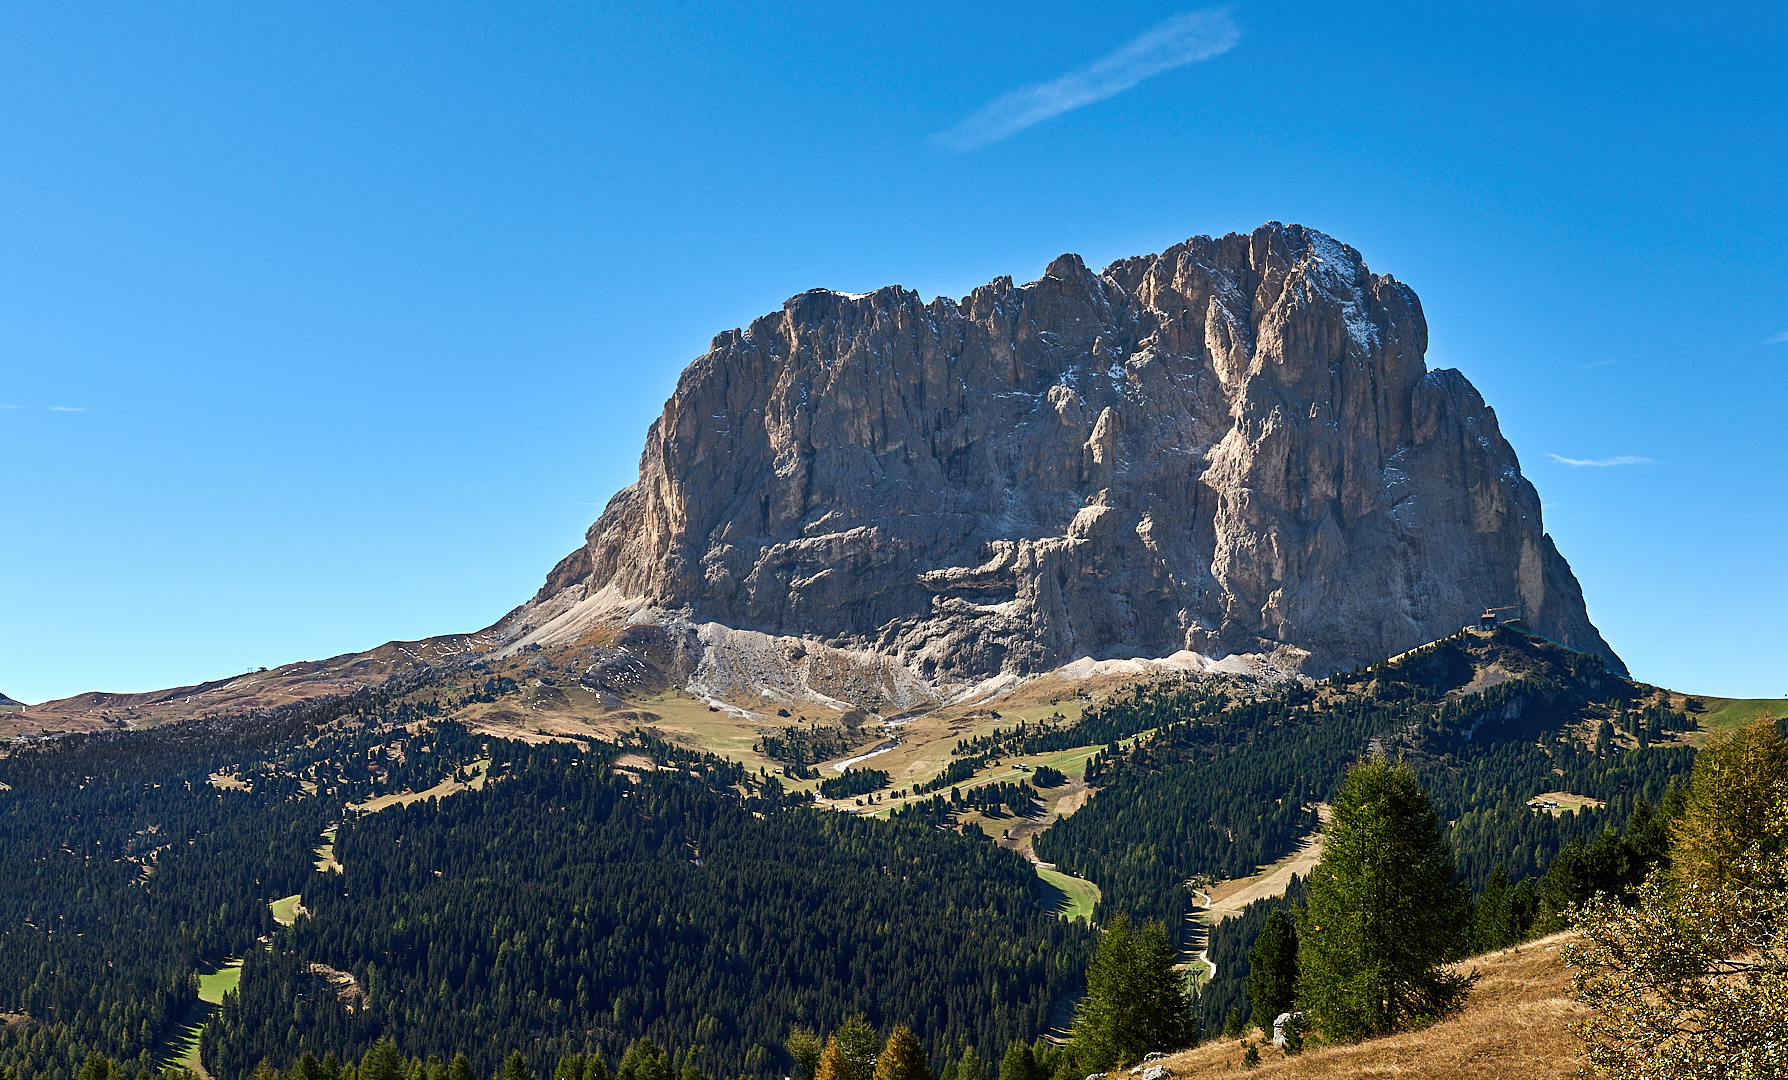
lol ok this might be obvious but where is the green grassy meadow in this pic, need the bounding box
[1034,866,1100,922]
[1694,697,1788,735]
[269,894,302,927]
[158,958,243,1074]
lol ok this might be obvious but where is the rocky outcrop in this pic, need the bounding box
[512,223,1622,684]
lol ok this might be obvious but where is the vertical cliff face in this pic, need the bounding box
[523,222,1622,681]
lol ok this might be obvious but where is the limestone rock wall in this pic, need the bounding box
[525,222,1622,680]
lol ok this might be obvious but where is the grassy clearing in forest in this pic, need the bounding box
[1034,866,1100,922]
[314,827,341,874]
[269,894,302,927]
[198,961,241,1004]
[348,758,489,813]
[160,958,243,1075]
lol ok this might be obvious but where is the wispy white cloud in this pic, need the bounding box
[935,9,1241,151]
[1548,453,1658,467]
[1765,330,1788,345]
[47,406,84,412]
[0,405,22,410]
[1572,359,1618,372]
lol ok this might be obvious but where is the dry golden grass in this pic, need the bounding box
[1156,933,1589,1079]
[347,758,489,813]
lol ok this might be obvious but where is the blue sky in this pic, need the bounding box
[3,1,1784,703]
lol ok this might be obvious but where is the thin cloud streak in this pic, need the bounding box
[1548,453,1658,467]
[1765,330,1788,345]
[47,406,84,412]
[1572,359,1618,371]
[935,9,1240,151]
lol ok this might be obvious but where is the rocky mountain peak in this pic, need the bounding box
[510,222,1622,694]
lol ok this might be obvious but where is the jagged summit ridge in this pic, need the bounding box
[513,222,1622,685]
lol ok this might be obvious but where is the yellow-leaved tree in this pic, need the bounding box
[1567,716,1788,1079]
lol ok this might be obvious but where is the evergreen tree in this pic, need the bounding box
[1297,757,1473,1041]
[361,1040,405,1080]
[76,1053,116,1080]
[1069,916,1194,1069]
[674,1049,706,1080]
[1221,1010,1243,1039]
[996,1043,1034,1080]
[447,1056,475,1080]
[950,1048,984,1080]
[1467,866,1538,952]
[554,1055,586,1080]
[815,1022,876,1080]
[294,1054,326,1080]
[1243,910,1298,1033]
[872,1027,930,1080]
[617,1041,669,1080]
[785,1030,822,1080]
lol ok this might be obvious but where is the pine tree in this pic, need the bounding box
[872,1026,930,1080]
[554,1054,587,1080]
[1069,915,1194,1069]
[816,1019,877,1080]
[77,1052,115,1080]
[996,1042,1034,1080]
[1244,909,1298,1033]
[951,1047,985,1080]
[447,1055,475,1080]
[617,1041,669,1080]
[361,1039,406,1080]
[785,1029,822,1080]
[1297,757,1473,1041]
[1221,1010,1243,1039]
[501,1051,536,1080]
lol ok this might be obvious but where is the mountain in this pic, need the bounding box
[505,222,1622,690]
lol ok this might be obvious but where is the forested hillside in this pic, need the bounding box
[206,738,1092,1079]
[0,685,1093,1080]
[1034,626,1699,1028]
[0,675,449,1080]
[0,623,1713,1080]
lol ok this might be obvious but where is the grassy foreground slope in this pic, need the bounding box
[1157,933,1586,1078]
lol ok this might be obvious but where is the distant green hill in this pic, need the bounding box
[1689,695,1788,735]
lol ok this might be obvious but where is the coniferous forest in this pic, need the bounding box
[0,624,1710,1080]
[1034,627,1699,1028]
[206,740,1092,1079]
